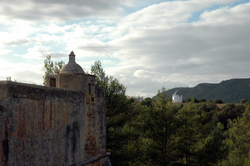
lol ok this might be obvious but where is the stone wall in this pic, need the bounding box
[0,81,109,166]
[58,73,86,92]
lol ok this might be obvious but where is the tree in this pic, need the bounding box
[222,105,250,166]
[195,122,228,166]
[90,61,126,111]
[213,99,223,104]
[43,55,65,85]
[128,92,228,166]
[174,103,228,166]
[140,89,177,165]
[6,76,17,82]
[241,99,248,104]
[175,103,204,164]
[90,60,135,165]
[184,98,198,103]
[141,97,153,107]
[198,99,207,103]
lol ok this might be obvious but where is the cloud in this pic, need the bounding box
[0,48,12,55]
[199,2,250,25]
[0,32,30,46]
[105,0,239,38]
[105,64,188,97]
[0,0,128,22]
[20,46,67,59]
[99,1,250,96]
[133,69,157,79]
[1,0,250,97]
[0,59,44,85]
[77,42,114,53]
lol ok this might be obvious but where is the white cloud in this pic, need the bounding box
[0,0,127,22]
[0,48,12,55]
[1,0,250,97]
[21,46,67,59]
[100,1,250,96]
[0,32,30,46]
[0,59,44,84]
[133,69,157,79]
[106,0,240,39]
[199,2,250,25]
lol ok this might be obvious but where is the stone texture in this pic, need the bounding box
[0,52,111,166]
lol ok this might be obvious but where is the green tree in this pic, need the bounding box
[175,103,204,165]
[217,103,242,129]
[124,90,228,166]
[140,89,177,165]
[213,99,223,104]
[222,105,250,166]
[43,55,65,85]
[198,99,207,103]
[184,98,198,103]
[244,152,250,166]
[90,60,136,165]
[195,122,228,166]
[90,61,126,111]
[241,99,248,104]
[175,103,227,165]
[141,97,153,107]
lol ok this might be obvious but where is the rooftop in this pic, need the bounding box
[60,51,85,74]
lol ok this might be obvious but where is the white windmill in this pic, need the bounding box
[172,83,183,103]
[172,91,182,103]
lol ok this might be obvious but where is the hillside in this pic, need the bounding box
[154,78,250,103]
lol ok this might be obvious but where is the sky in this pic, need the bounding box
[0,0,250,97]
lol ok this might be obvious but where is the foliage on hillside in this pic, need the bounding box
[153,78,250,103]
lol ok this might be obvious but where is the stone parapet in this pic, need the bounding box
[0,80,109,166]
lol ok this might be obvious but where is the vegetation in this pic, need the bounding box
[6,76,12,81]
[43,57,250,166]
[43,55,65,85]
[221,105,250,166]
[6,76,17,82]
[154,78,250,103]
[89,62,249,166]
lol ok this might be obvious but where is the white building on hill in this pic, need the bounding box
[172,91,182,103]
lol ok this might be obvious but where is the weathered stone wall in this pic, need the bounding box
[46,75,59,87]
[0,81,108,166]
[58,73,87,92]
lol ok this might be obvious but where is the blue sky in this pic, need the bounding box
[0,0,250,97]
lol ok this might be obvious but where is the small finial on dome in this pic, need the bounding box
[69,51,75,63]
[60,51,84,74]
[69,51,75,56]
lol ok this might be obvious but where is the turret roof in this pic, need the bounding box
[60,51,85,74]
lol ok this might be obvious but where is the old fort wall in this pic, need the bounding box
[0,81,109,166]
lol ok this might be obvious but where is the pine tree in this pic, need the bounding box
[223,105,250,166]
[90,60,135,165]
[132,88,179,165]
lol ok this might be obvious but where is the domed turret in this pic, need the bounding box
[60,51,85,74]
[46,51,94,92]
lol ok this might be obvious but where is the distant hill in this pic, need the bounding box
[153,78,250,103]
